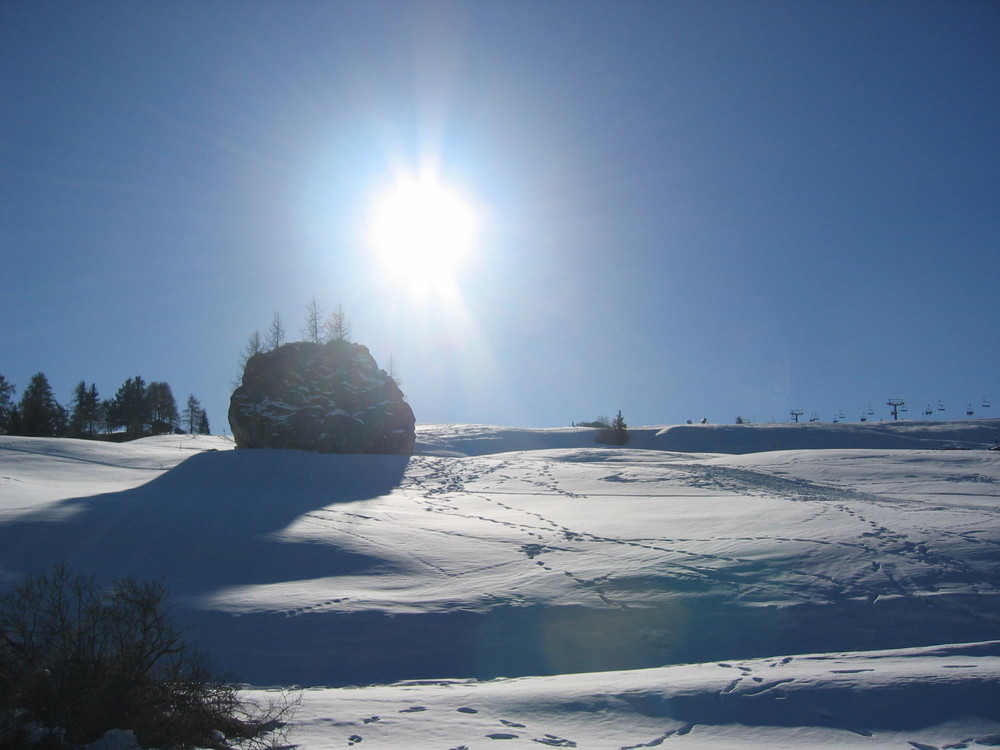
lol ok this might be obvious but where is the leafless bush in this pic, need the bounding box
[0,565,296,749]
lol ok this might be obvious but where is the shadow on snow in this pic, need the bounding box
[0,449,410,593]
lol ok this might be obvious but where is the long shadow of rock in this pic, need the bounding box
[0,449,409,594]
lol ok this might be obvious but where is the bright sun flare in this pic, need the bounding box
[368,174,476,292]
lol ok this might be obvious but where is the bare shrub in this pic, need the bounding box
[0,565,296,749]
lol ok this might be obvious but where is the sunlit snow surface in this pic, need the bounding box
[2,422,1000,748]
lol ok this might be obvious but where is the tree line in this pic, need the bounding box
[0,372,208,440]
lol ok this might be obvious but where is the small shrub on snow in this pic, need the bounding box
[0,565,295,749]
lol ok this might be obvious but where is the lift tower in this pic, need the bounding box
[887,399,905,421]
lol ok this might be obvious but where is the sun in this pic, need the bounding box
[368,173,477,293]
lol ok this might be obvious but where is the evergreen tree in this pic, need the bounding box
[196,409,210,435]
[322,304,351,343]
[0,375,15,434]
[266,312,286,351]
[182,394,204,434]
[18,372,64,437]
[68,381,102,437]
[147,381,179,434]
[108,376,150,436]
[596,410,630,446]
[101,398,116,435]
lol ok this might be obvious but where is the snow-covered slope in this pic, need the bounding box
[416,418,1000,455]
[2,423,999,748]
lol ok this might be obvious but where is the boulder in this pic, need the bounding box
[228,340,415,455]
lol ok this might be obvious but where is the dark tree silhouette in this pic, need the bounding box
[197,408,210,435]
[596,410,630,446]
[107,376,150,436]
[0,375,15,434]
[18,373,64,437]
[68,381,102,437]
[183,394,205,434]
[147,381,179,434]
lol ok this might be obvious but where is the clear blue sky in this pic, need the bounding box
[3,1,998,430]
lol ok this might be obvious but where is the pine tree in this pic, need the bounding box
[18,373,64,437]
[101,398,116,435]
[147,382,179,434]
[85,384,101,435]
[182,394,203,434]
[68,381,102,437]
[109,376,149,436]
[196,409,210,435]
[0,375,15,434]
[596,410,630,446]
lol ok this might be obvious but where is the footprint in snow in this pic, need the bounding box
[399,705,427,713]
[347,735,363,746]
[362,716,380,723]
[500,719,526,728]
[457,706,478,714]
[486,733,519,740]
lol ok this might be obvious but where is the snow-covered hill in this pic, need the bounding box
[2,422,999,748]
[416,418,1000,455]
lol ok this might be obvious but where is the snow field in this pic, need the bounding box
[2,420,1000,747]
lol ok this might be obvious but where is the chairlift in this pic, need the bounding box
[938,401,946,411]
[924,404,933,417]
[867,405,875,415]
[967,404,975,417]
[860,414,867,422]
[809,412,820,423]
[983,397,991,409]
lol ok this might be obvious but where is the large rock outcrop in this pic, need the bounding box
[228,340,415,455]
